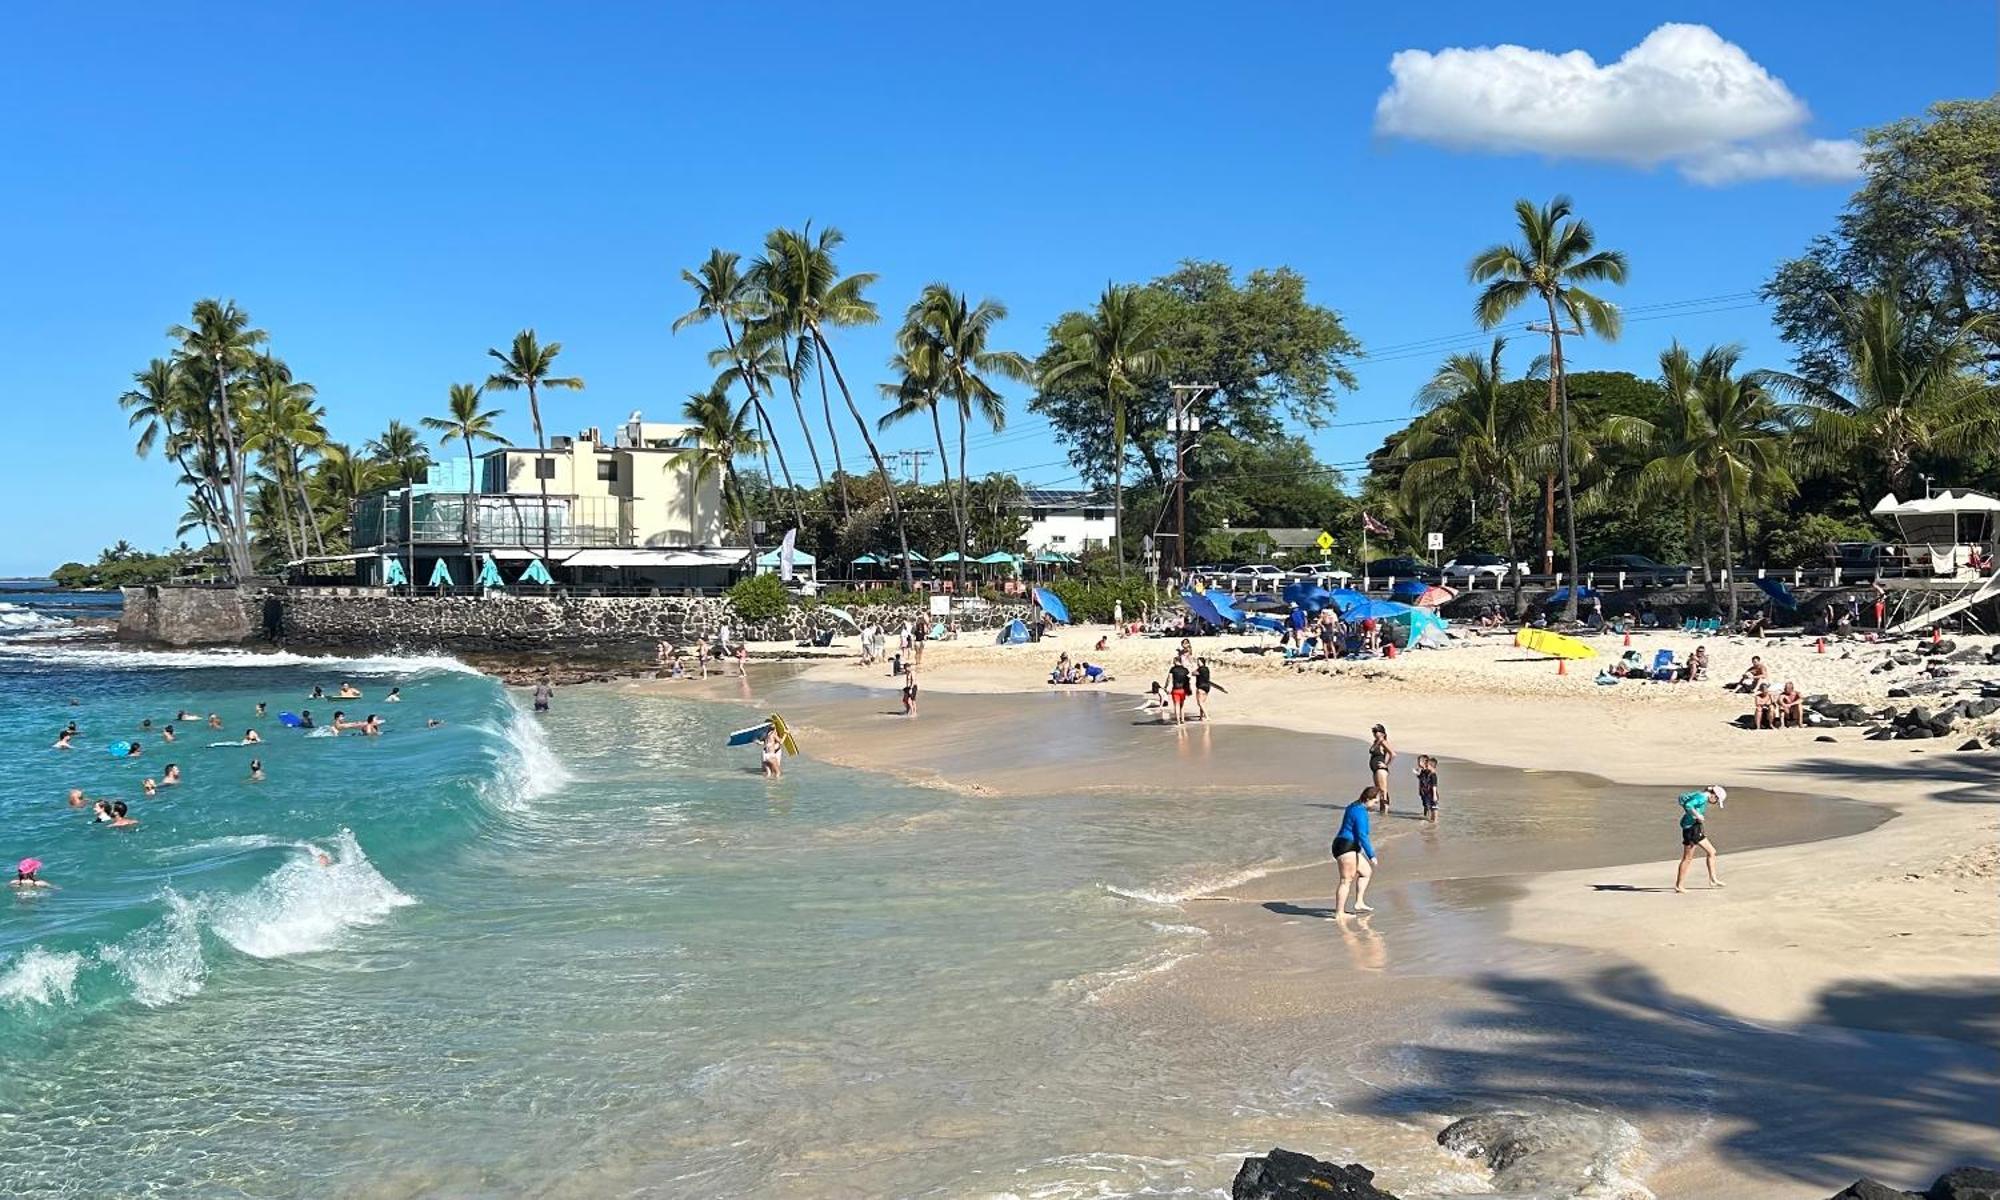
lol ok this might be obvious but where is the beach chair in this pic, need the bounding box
[1648,649,1677,682]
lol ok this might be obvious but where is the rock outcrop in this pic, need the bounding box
[1826,1165,2000,1199]
[1232,1148,1400,1200]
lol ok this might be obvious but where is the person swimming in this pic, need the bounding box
[107,801,138,828]
[337,682,362,699]
[310,686,326,699]
[298,710,315,728]
[384,687,401,703]
[92,799,114,823]
[207,713,224,729]
[243,728,262,744]
[66,788,86,808]
[11,858,52,889]
[161,725,176,743]
[161,763,181,786]
[142,778,158,797]
[53,729,74,750]
[248,758,265,782]
[176,710,200,721]
[125,741,144,758]
[331,710,358,731]
[255,702,268,718]
[362,714,382,736]
[425,718,443,728]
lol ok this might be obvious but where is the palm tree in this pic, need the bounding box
[675,249,807,529]
[1041,284,1165,577]
[879,337,951,565]
[753,224,915,588]
[887,284,1032,591]
[311,442,389,542]
[367,420,432,486]
[421,383,506,567]
[712,333,808,529]
[1627,346,1794,624]
[485,330,584,563]
[1397,338,1551,615]
[1470,196,1627,619]
[121,358,226,546]
[679,382,766,543]
[169,299,268,580]
[241,370,329,560]
[1760,288,1991,499]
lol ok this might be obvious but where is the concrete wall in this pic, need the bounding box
[118,585,261,646]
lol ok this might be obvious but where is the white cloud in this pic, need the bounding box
[1374,23,1862,185]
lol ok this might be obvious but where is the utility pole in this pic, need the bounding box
[894,448,934,485]
[1167,384,1218,581]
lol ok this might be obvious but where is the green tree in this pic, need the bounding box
[310,442,389,546]
[675,249,808,529]
[1470,195,1628,617]
[1765,99,2000,386]
[917,285,1031,592]
[240,366,328,561]
[421,383,506,561]
[679,382,766,542]
[367,419,432,486]
[169,299,269,580]
[1040,284,1165,576]
[485,330,584,563]
[1396,338,1551,614]
[751,224,914,588]
[1761,288,1991,499]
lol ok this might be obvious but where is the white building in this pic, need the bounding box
[1014,488,1113,555]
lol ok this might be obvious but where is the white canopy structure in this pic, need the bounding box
[1872,490,1999,577]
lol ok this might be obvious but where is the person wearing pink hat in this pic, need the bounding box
[12,857,54,889]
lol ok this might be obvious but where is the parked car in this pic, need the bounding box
[1361,556,1442,584]
[1228,563,1287,589]
[1441,551,1516,582]
[1585,554,1693,585]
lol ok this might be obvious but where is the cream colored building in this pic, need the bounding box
[478,413,727,548]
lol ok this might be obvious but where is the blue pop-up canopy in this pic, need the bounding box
[1032,587,1071,624]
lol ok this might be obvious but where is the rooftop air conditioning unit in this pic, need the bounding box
[582,427,601,444]
[551,436,574,450]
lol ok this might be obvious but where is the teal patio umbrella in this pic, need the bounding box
[382,557,409,586]
[520,558,555,585]
[476,555,505,587]
[427,559,455,587]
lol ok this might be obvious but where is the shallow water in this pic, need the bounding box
[0,639,1950,1199]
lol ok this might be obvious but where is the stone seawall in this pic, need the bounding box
[272,592,1015,651]
[118,585,261,646]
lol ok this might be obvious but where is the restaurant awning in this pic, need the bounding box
[563,548,749,568]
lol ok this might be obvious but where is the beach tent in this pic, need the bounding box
[1182,589,1236,630]
[996,617,1030,644]
[427,559,454,588]
[1544,585,1599,605]
[520,558,555,586]
[382,557,409,587]
[1411,585,1456,608]
[1389,578,1429,602]
[1205,590,1246,626]
[1032,587,1071,624]
[476,555,504,588]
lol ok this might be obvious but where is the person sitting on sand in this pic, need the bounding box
[1742,612,1768,637]
[761,725,784,779]
[243,728,262,744]
[1752,682,1776,729]
[1776,681,1804,727]
[1145,680,1167,710]
[1733,655,1768,694]
[1095,635,1109,652]
[1674,785,1726,893]
[1331,787,1380,916]
[12,858,53,890]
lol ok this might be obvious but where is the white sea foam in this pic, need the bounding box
[0,947,86,1007]
[473,693,572,813]
[1100,861,1285,907]
[0,601,72,634]
[208,831,414,958]
[100,891,209,1007]
[0,643,480,676]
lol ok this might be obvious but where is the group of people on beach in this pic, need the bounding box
[1142,639,1221,725]
[16,681,440,892]
[655,630,750,680]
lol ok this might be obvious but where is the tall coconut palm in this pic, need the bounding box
[890,284,1031,590]
[1760,288,1991,500]
[120,358,225,546]
[367,420,432,486]
[169,299,268,580]
[1470,196,1627,619]
[311,442,389,544]
[1397,338,1552,615]
[712,333,808,529]
[485,330,584,563]
[753,224,915,588]
[679,382,766,543]
[422,383,506,566]
[675,249,808,529]
[1041,284,1165,577]
[241,371,329,560]
[878,337,952,568]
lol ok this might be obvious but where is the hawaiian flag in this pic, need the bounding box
[1360,511,1392,536]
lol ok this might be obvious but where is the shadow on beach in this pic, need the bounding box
[1369,965,2000,1190]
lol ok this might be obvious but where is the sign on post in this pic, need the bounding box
[1316,531,1334,553]
[1426,532,1444,552]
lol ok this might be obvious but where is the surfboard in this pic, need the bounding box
[278,712,304,728]
[208,740,258,748]
[768,712,799,756]
[726,721,774,747]
[107,741,132,757]
[1515,628,1597,660]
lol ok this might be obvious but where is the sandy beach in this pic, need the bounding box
[633,621,2000,1198]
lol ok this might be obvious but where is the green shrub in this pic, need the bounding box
[726,573,791,622]
[1047,577,1158,624]
[1764,513,1881,568]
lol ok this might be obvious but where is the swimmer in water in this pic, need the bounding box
[176,710,200,721]
[299,710,315,728]
[125,742,144,758]
[67,788,86,808]
[362,714,382,736]
[11,858,53,889]
[384,687,401,703]
[761,725,784,779]
[53,730,74,750]
[426,718,443,728]
[248,758,265,782]
[310,686,326,700]
[161,725,176,743]
[331,710,358,731]
[142,778,158,797]
[161,763,181,786]
[140,718,153,731]
[92,800,114,823]
[108,800,138,828]
[337,682,362,699]
[243,728,262,744]
[255,702,268,718]
[207,713,223,730]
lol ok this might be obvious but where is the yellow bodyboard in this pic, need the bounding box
[768,712,800,756]
[1515,628,1597,659]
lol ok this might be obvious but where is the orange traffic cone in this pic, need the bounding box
[1557,657,1567,676]
[1816,636,1826,654]
[1623,631,1632,647]
[1932,625,1942,644]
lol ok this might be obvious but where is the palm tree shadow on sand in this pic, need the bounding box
[1367,964,1999,1190]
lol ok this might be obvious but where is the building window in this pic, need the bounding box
[1031,508,1049,521]
[535,457,556,480]
[1083,508,1106,521]
[596,459,617,482]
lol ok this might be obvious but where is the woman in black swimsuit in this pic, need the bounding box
[1368,724,1394,812]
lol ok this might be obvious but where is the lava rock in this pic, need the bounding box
[1964,698,1999,719]
[1957,739,1985,752]
[1888,687,1913,698]
[1816,735,1839,743]
[1928,1166,2000,1199]
[1866,728,1897,740]
[1827,1181,1921,1199]
[1232,1149,1400,1200]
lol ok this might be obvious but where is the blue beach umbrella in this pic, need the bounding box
[520,558,555,586]
[382,557,409,587]
[1032,587,1071,624]
[476,556,504,587]
[427,559,455,587]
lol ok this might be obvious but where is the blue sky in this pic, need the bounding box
[1,2,1991,574]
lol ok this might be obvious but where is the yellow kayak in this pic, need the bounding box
[1515,628,1597,660]
[768,712,800,756]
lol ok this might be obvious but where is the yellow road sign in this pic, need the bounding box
[1316,530,1334,552]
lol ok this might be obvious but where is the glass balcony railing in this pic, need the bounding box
[352,493,634,550]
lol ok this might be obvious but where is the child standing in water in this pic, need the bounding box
[1416,755,1440,823]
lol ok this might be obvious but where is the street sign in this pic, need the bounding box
[1316,530,1334,552]
[1426,532,1444,551]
